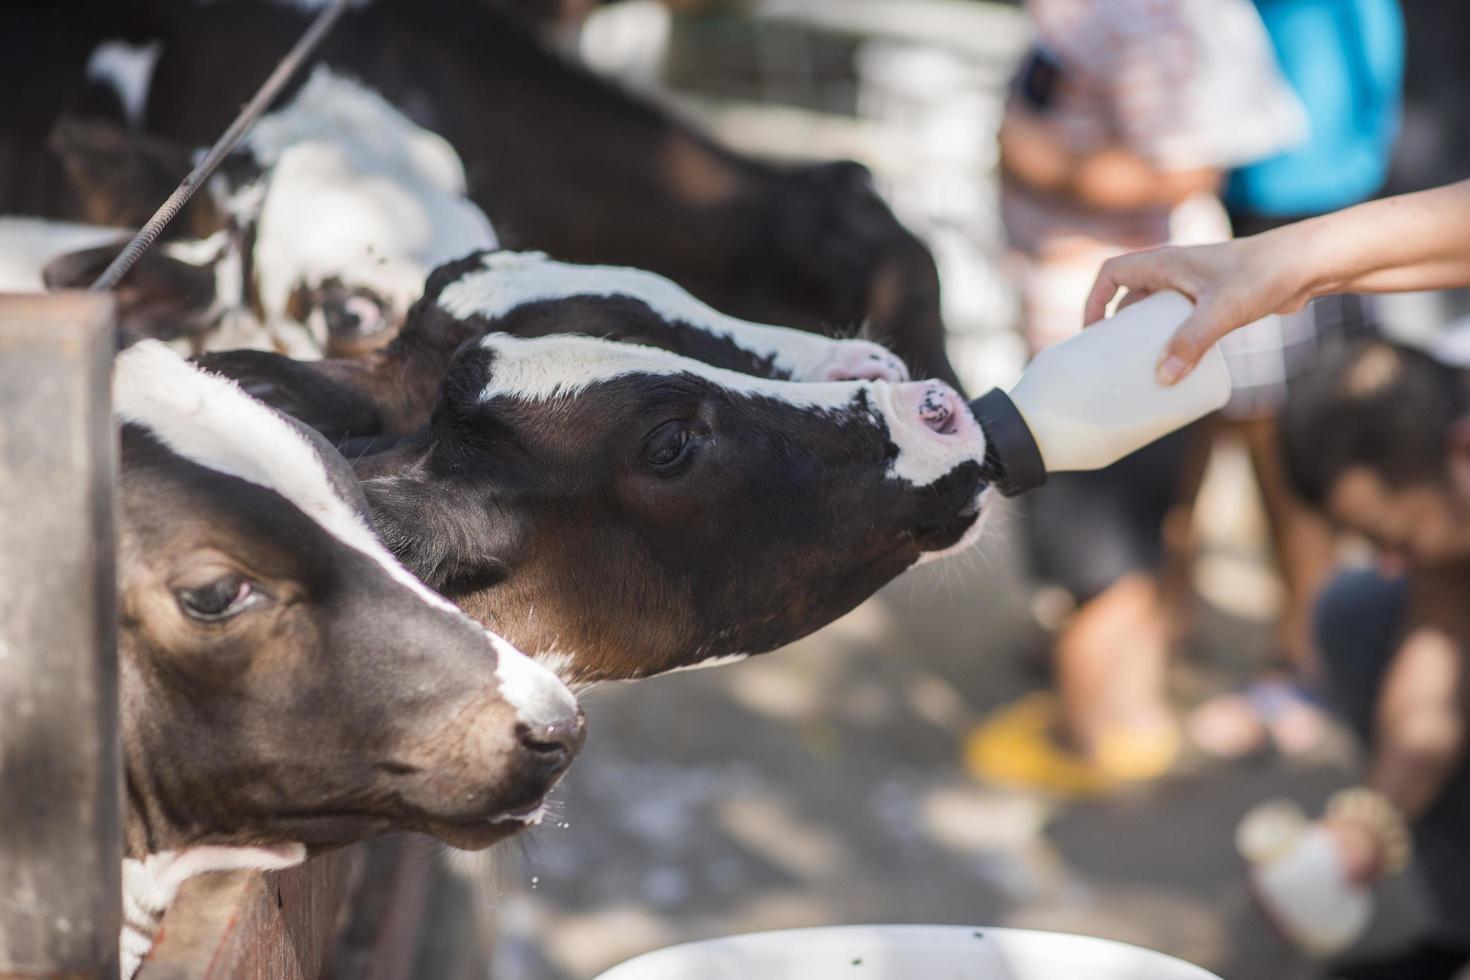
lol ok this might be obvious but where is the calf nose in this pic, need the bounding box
[913,382,965,436]
[515,709,586,775]
[808,340,910,383]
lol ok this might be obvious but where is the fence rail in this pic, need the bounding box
[0,292,119,980]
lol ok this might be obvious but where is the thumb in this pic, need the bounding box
[1156,310,1220,386]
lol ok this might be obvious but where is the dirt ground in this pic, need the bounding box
[472,495,1432,980]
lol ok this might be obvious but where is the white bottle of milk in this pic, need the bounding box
[969,290,1232,496]
[1236,799,1373,955]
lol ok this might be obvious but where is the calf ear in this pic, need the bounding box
[43,244,217,343]
[362,474,527,594]
[49,115,226,236]
[195,350,386,443]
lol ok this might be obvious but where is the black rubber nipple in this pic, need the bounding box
[968,388,1047,497]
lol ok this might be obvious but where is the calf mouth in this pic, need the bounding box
[913,476,992,564]
[424,800,553,851]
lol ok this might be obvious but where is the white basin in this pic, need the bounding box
[593,925,1223,980]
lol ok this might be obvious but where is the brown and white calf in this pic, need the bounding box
[349,329,989,686]
[201,249,912,442]
[113,342,582,975]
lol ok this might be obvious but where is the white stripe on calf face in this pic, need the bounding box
[114,343,573,725]
[115,341,450,607]
[438,251,907,383]
[476,334,985,489]
[489,633,580,731]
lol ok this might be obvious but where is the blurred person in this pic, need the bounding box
[1264,340,1470,980]
[1184,0,1404,760]
[969,0,1306,794]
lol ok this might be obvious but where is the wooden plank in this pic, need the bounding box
[0,292,119,980]
[321,839,434,980]
[136,850,358,980]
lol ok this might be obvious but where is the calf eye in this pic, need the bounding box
[644,421,693,472]
[176,576,260,622]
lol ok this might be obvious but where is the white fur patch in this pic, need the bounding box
[436,251,905,383]
[244,68,497,338]
[475,333,985,489]
[121,843,305,978]
[114,341,461,610]
[86,40,161,129]
[492,634,580,731]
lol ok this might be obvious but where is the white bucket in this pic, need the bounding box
[593,925,1223,980]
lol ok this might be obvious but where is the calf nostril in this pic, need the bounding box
[515,720,581,770]
[917,387,958,435]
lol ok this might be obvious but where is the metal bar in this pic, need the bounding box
[0,292,119,979]
[89,0,353,292]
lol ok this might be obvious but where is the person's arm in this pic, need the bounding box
[1084,180,1470,384]
[1324,569,1469,884]
[999,113,1220,212]
[1365,572,1469,818]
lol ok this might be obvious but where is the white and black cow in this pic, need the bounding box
[353,330,989,685]
[200,249,912,442]
[39,67,497,358]
[112,341,582,975]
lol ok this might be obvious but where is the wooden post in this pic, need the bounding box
[0,294,119,980]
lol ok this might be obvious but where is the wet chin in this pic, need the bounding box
[915,498,989,565]
[424,816,537,851]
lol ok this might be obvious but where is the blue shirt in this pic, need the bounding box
[1226,0,1404,217]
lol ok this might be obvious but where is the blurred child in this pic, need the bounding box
[970,0,1304,792]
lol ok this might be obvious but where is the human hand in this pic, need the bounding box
[1083,231,1315,385]
[1320,816,1387,888]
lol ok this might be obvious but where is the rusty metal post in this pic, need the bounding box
[0,293,119,979]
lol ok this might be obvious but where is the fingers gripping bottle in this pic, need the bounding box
[969,291,1232,496]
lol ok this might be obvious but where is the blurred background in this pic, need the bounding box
[389,2,1470,979]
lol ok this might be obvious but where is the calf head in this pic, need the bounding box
[113,341,583,863]
[360,333,990,685]
[421,250,910,383]
[244,68,499,357]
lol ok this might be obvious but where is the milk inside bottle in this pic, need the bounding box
[969,290,1232,496]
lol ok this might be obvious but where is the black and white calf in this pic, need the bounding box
[112,342,581,975]
[82,0,960,385]
[39,67,497,357]
[355,331,990,685]
[203,249,911,441]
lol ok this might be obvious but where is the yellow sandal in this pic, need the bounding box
[963,692,1179,799]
